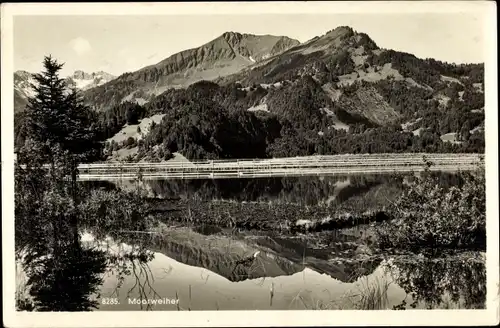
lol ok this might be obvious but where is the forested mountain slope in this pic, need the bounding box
[95,27,484,161]
[14,26,485,161]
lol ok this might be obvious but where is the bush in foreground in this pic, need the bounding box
[375,169,485,251]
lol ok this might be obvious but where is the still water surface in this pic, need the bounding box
[16,172,486,311]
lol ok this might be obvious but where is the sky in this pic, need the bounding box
[14,13,487,77]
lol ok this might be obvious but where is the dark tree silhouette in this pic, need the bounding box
[21,56,102,164]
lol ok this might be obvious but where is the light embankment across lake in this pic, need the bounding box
[73,153,483,180]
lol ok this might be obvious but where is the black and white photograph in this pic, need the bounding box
[1,1,498,327]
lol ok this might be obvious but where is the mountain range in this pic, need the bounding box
[14,26,485,160]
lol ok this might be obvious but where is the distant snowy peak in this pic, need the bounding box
[14,69,116,91]
[65,70,116,90]
[14,69,117,113]
[70,70,115,81]
[14,70,37,98]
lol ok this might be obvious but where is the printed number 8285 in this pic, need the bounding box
[101,298,120,305]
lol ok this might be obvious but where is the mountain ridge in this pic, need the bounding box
[82,32,300,110]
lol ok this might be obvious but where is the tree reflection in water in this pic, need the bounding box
[15,148,158,311]
[16,196,159,312]
[144,174,401,206]
[82,235,158,311]
[20,245,107,311]
[386,256,486,309]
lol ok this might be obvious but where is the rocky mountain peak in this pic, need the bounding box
[217,31,300,62]
[326,25,355,36]
[14,70,33,80]
[72,70,91,80]
[222,31,243,44]
[70,70,115,81]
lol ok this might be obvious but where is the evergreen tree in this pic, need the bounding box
[22,55,102,164]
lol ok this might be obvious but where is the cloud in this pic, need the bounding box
[147,52,158,60]
[69,37,92,56]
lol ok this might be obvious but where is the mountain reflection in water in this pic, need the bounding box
[89,226,485,311]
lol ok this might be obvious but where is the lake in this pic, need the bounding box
[15,172,486,311]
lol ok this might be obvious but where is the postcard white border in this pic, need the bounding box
[2,1,498,327]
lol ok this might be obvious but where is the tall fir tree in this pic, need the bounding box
[22,55,102,164]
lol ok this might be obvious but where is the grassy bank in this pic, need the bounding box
[150,198,392,232]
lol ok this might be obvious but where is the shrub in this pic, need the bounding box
[126,137,136,148]
[375,169,485,251]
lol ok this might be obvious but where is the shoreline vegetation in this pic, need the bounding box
[104,163,485,254]
[375,168,485,251]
